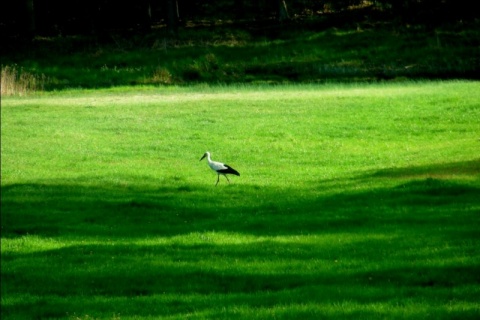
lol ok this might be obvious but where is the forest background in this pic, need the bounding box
[1,0,479,92]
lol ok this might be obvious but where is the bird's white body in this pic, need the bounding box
[200,152,240,186]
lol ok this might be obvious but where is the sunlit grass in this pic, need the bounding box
[1,81,480,319]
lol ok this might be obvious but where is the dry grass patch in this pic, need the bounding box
[1,65,46,96]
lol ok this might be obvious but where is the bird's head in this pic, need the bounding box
[200,152,209,161]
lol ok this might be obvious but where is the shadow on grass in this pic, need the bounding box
[1,159,479,239]
[2,178,479,239]
[368,158,480,180]
[1,160,479,318]
[2,232,480,318]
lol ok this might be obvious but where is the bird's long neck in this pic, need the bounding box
[206,153,212,163]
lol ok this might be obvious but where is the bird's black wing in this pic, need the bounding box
[218,165,240,176]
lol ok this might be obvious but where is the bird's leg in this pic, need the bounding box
[224,175,230,184]
[216,174,220,186]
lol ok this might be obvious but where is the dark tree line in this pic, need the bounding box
[1,0,477,39]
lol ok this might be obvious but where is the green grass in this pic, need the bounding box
[1,81,480,319]
[3,23,480,92]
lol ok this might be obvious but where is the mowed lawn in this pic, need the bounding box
[1,81,480,319]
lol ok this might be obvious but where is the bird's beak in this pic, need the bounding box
[200,154,206,161]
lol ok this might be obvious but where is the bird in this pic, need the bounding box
[200,152,240,186]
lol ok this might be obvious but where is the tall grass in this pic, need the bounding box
[1,65,46,96]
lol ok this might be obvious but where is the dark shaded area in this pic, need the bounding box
[2,160,480,318]
[2,159,479,239]
[2,241,479,294]
[2,1,479,93]
[2,23,479,90]
[370,159,480,179]
[2,176,479,239]
[2,0,478,39]
[2,2,479,88]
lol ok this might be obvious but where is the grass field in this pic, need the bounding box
[1,81,480,319]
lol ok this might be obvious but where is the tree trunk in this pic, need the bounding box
[25,0,35,37]
[234,0,245,20]
[166,0,179,36]
[140,1,152,31]
[278,0,289,22]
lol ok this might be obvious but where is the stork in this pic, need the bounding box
[200,152,240,186]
